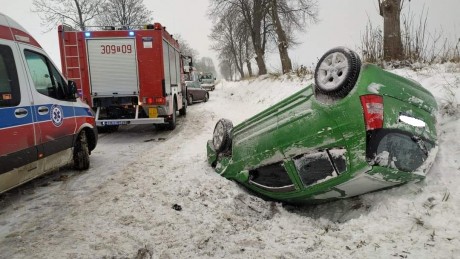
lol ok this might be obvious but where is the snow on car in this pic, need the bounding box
[207,47,439,203]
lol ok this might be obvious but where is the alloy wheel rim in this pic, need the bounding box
[317,52,349,91]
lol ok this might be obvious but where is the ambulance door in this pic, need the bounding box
[20,45,77,171]
[0,40,40,191]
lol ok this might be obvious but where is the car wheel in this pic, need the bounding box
[73,131,90,170]
[179,98,187,116]
[188,95,193,105]
[213,118,233,153]
[167,100,177,130]
[204,93,209,102]
[314,47,361,98]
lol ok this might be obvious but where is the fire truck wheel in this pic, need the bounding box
[73,131,90,170]
[188,95,193,105]
[167,101,177,130]
[179,98,187,116]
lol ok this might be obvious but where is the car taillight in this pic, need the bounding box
[154,97,166,105]
[144,97,166,105]
[360,95,384,131]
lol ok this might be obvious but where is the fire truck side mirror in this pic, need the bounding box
[67,80,78,100]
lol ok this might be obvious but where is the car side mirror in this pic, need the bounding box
[235,170,249,183]
[67,80,78,100]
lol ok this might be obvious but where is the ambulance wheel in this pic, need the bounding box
[188,95,193,105]
[167,101,177,130]
[204,93,209,102]
[179,98,187,116]
[73,131,90,170]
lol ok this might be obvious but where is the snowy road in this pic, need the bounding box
[1,68,460,258]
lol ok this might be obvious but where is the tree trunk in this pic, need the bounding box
[245,40,253,77]
[270,0,292,73]
[251,0,268,75]
[74,0,85,30]
[380,0,404,61]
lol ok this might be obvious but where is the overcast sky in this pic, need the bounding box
[2,0,459,73]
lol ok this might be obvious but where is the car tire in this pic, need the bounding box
[204,93,209,102]
[213,118,233,153]
[179,98,187,116]
[188,95,193,105]
[167,100,177,130]
[73,131,90,170]
[314,47,361,98]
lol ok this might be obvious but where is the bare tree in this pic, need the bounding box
[378,0,405,60]
[96,0,152,28]
[32,0,104,31]
[210,0,271,75]
[269,0,318,73]
[195,57,218,76]
[219,60,234,81]
[210,7,250,79]
[175,35,199,63]
[244,31,255,77]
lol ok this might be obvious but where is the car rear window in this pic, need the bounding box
[0,45,20,107]
[249,162,293,188]
[372,132,434,172]
[293,151,339,187]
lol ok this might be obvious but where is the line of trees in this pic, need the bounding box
[208,0,318,79]
[32,0,217,76]
[32,0,152,31]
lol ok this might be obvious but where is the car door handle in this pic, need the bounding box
[38,106,49,115]
[14,108,28,118]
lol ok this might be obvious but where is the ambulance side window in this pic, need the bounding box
[0,45,20,107]
[24,50,67,100]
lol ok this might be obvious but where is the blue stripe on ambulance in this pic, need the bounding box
[0,105,93,129]
[0,106,34,128]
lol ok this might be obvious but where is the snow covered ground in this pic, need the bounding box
[0,64,459,258]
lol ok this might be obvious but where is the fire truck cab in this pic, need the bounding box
[58,23,186,131]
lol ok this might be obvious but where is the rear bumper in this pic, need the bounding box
[97,117,165,126]
[201,84,215,90]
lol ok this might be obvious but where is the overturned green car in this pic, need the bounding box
[207,47,438,203]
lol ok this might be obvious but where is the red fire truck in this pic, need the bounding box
[58,23,187,131]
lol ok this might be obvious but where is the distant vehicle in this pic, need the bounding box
[58,22,186,131]
[0,13,98,194]
[185,67,209,105]
[207,47,438,204]
[200,72,216,91]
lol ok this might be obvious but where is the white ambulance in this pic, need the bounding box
[0,13,98,193]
